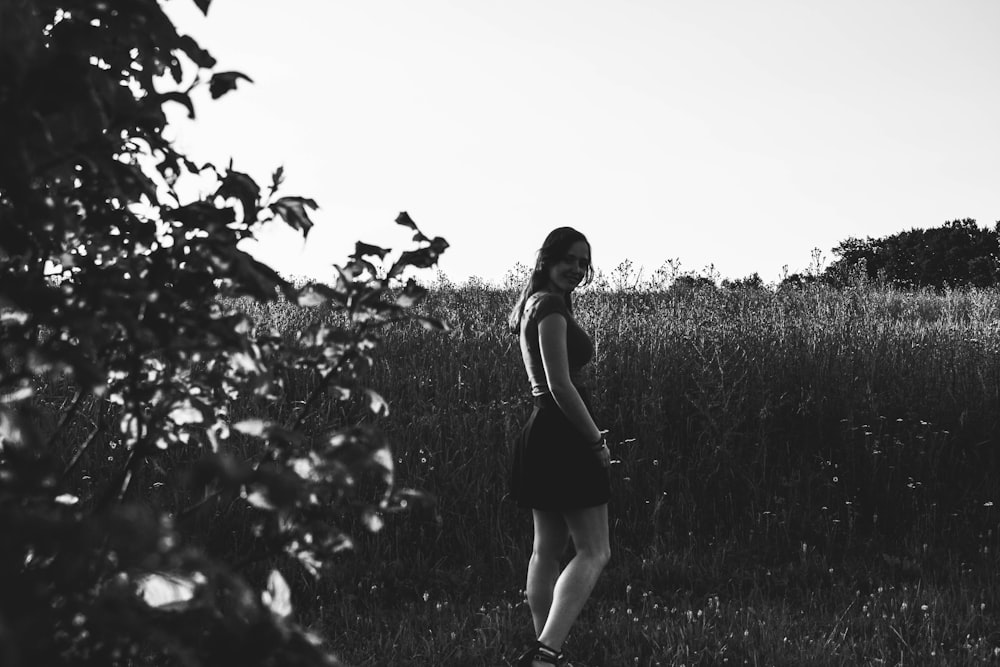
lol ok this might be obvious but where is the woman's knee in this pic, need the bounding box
[532,537,569,562]
[594,544,611,568]
[577,542,610,568]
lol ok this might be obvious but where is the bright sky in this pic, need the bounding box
[164,0,1000,286]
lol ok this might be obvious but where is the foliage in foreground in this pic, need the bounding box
[1,1,447,665]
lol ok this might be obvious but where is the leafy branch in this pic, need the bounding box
[0,2,448,665]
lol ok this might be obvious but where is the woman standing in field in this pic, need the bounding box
[508,227,612,667]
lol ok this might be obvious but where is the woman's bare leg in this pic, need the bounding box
[537,503,610,652]
[527,510,570,635]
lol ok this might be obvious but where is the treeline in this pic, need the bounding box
[781,218,1000,289]
[469,219,1000,294]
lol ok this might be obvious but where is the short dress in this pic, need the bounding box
[509,292,611,510]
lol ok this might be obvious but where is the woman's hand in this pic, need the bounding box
[592,443,611,468]
[590,433,611,468]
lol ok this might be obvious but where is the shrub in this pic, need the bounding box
[0,2,446,664]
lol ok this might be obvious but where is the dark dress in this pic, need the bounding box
[509,292,611,510]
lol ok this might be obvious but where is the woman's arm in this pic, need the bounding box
[537,314,603,444]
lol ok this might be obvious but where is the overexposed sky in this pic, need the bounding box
[164,0,1000,285]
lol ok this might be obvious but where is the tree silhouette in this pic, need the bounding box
[826,219,1000,288]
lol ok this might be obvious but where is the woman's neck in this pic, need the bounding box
[538,284,566,297]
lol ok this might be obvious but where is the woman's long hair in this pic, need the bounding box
[507,227,594,333]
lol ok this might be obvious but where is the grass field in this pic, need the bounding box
[44,281,1000,665]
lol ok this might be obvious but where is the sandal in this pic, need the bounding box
[515,640,567,666]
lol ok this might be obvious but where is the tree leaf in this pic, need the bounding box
[209,71,253,99]
[169,403,204,426]
[267,165,285,197]
[177,35,217,69]
[352,241,391,261]
[216,167,260,222]
[428,236,450,256]
[270,196,317,238]
[344,259,376,280]
[361,508,384,533]
[233,419,271,437]
[0,406,43,453]
[0,308,28,325]
[365,389,389,416]
[226,248,293,300]
[371,446,395,487]
[244,487,276,510]
[387,242,449,279]
[136,572,205,611]
[166,200,236,229]
[394,211,417,231]
[262,569,293,619]
[297,286,327,307]
[0,386,34,404]
[156,91,195,119]
[395,212,430,242]
[395,278,427,308]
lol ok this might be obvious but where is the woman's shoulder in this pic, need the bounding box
[525,291,569,322]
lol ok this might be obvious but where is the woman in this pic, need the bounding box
[508,227,612,667]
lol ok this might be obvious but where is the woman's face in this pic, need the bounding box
[546,240,591,294]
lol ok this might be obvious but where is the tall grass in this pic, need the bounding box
[348,284,1000,564]
[217,281,1000,663]
[38,281,1000,664]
